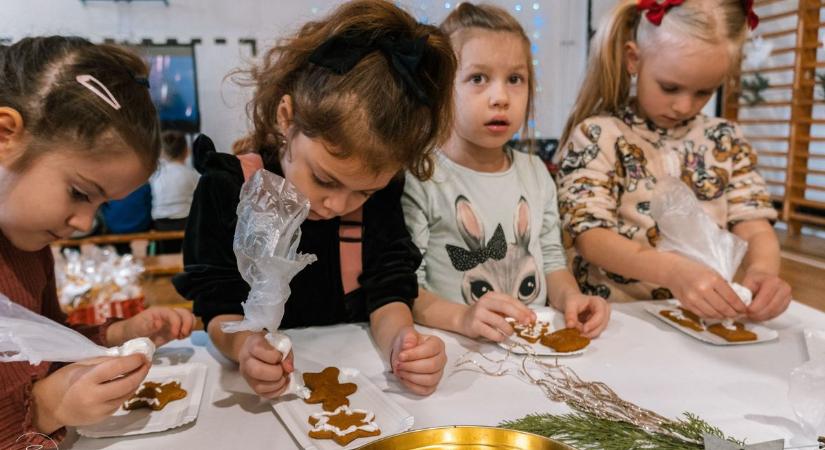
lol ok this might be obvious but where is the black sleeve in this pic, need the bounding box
[360,178,423,315]
[171,155,250,329]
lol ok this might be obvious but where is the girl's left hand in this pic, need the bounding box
[741,271,792,322]
[562,294,611,338]
[110,307,196,347]
[390,326,446,396]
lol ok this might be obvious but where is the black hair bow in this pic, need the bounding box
[309,31,431,106]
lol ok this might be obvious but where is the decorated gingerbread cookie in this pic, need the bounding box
[660,307,705,332]
[505,317,550,343]
[303,367,357,412]
[707,321,758,342]
[308,405,380,446]
[540,328,591,352]
[123,380,187,411]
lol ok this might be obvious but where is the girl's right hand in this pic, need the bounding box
[460,292,536,342]
[32,354,150,433]
[238,333,294,399]
[665,255,747,319]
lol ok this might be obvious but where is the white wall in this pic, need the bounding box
[0,0,591,151]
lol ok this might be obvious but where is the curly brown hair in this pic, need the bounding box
[237,0,456,181]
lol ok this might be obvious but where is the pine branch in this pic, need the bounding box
[741,72,770,106]
[501,411,744,450]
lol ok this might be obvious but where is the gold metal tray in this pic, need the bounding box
[356,426,576,450]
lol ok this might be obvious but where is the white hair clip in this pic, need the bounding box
[75,74,121,110]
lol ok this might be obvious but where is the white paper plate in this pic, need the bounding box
[645,301,778,346]
[497,307,588,356]
[77,362,208,438]
[803,329,825,361]
[272,359,414,450]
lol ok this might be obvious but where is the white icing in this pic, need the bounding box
[669,309,688,321]
[309,405,379,436]
[731,282,753,306]
[106,337,155,360]
[720,319,738,331]
[265,332,292,355]
[124,396,160,408]
[514,321,549,340]
[285,376,310,399]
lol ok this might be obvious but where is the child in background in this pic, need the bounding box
[0,36,194,447]
[174,0,456,397]
[402,3,610,343]
[555,0,789,321]
[150,130,199,253]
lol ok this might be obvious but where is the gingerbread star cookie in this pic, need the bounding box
[540,328,591,352]
[123,380,187,411]
[308,405,381,446]
[660,307,705,332]
[303,367,357,411]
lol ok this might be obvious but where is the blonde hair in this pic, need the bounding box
[561,0,749,144]
[440,2,535,143]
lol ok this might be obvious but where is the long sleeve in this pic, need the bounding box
[538,166,567,274]
[556,120,622,240]
[401,172,432,289]
[725,123,778,226]
[361,178,423,314]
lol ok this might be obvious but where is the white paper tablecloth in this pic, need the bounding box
[66,301,824,449]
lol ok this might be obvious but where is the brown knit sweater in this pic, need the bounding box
[0,232,113,449]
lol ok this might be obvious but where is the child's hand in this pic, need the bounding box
[562,293,610,338]
[32,354,150,433]
[390,326,446,396]
[666,256,746,319]
[741,270,791,321]
[111,306,195,347]
[460,292,536,342]
[238,333,294,399]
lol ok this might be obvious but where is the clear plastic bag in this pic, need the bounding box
[650,178,752,306]
[220,169,316,397]
[789,359,825,440]
[0,294,153,365]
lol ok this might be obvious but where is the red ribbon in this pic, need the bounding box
[742,0,759,30]
[637,0,685,26]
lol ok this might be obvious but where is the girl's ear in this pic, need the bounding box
[0,107,25,163]
[276,95,294,135]
[625,41,641,76]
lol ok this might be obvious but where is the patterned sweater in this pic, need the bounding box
[555,106,776,302]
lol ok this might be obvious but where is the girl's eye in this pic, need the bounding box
[70,187,90,203]
[660,85,679,93]
[312,173,336,188]
[469,74,486,85]
[509,74,524,84]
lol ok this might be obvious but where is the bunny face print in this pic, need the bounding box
[446,195,540,305]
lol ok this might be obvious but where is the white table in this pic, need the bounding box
[67,301,824,449]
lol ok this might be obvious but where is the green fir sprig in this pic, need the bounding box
[501,411,745,450]
[740,72,770,106]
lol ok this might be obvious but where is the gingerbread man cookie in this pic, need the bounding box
[506,317,551,344]
[660,307,705,332]
[123,380,187,411]
[308,405,381,446]
[303,367,357,412]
